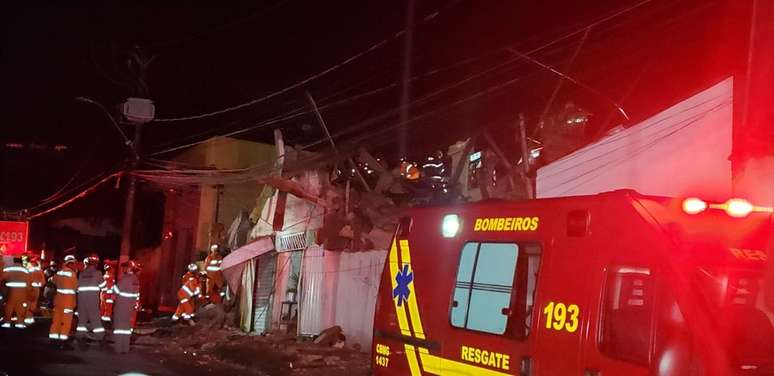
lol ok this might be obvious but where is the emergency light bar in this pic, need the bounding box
[681,197,773,218]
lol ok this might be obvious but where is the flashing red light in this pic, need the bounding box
[682,198,707,215]
[724,198,753,218]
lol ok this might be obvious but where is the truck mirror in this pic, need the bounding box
[452,301,459,308]
[501,307,512,316]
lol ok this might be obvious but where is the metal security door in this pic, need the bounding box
[252,252,277,334]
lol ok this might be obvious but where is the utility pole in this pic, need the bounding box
[517,114,535,199]
[118,47,155,274]
[118,123,143,269]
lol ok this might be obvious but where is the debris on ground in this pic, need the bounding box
[312,326,345,347]
[134,319,370,376]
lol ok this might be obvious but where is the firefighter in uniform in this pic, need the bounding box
[50,255,78,345]
[100,259,117,322]
[1,257,33,328]
[172,263,200,325]
[76,255,105,343]
[113,260,141,354]
[25,255,45,325]
[204,245,225,304]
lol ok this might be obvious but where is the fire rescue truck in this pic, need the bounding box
[372,190,774,375]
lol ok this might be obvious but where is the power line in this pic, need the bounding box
[151,1,460,123]
[148,0,673,156]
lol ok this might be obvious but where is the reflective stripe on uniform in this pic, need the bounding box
[5,282,28,288]
[24,318,34,324]
[113,329,133,335]
[49,333,59,339]
[1,323,10,328]
[78,286,101,292]
[31,282,42,287]
[3,266,29,274]
[57,289,76,295]
[15,324,26,329]
[76,326,88,332]
[182,285,194,297]
[106,299,114,303]
[93,327,105,333]
[98,281,107,288]
[113,286,140,298]
[63,308,74,314]
[56,271,73,277]
[206,266,221,272]
[101,316,111,321]
[180,298,189,304]
[60,335,68,340]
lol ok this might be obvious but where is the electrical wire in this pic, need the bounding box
[147,0,688,157]
[27,173,122,219]
[552,99,731,196]
[151,0,461,123]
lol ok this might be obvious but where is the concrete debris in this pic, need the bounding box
[313,326,344,347]
[142,323,369,376]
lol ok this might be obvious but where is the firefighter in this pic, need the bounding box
[112,260,141,354]
[172,263,200,325]
[75,255,105,343]
[49,255,78,346]
[204,245,225,304]
[99,259,117,322]
[0,257,33,329]
[25,255,45,325]
[129,262,142,329]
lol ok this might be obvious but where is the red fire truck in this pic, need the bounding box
[372,190,773,375]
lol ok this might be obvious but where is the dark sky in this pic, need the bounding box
[1,0,752,214]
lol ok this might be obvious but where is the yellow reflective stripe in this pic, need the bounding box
[417,348,442,374]
[404,345,422,376]
[417,349,511,376]
[389,240,412,337]
[399,239,426,340]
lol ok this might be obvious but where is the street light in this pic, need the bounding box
[74,97,135,157]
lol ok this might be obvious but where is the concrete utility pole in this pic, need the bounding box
[517,114,535,199]
[118,47,155,274]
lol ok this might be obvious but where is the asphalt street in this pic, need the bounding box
[0,318,220,376]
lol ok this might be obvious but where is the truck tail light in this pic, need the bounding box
[682,198,707,215]
[723,198,754,218]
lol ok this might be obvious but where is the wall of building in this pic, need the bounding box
[153,137,275,312]
[172,137,276,251]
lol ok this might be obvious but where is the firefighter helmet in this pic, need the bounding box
[121,260,141,273]
[187,263,198,273]
[103,259,117,271]
[63,255,77,265]
[84,254,100,266]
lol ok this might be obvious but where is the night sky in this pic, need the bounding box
[1,1,753,252]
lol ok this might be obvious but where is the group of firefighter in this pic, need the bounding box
[0,252,141,353]
[171,244,226,325]
[0,244,225,351]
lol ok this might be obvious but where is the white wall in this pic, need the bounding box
[537,78,733,201]
[298,247,387,350]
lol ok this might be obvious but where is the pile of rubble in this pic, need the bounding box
[134,320,370,376]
